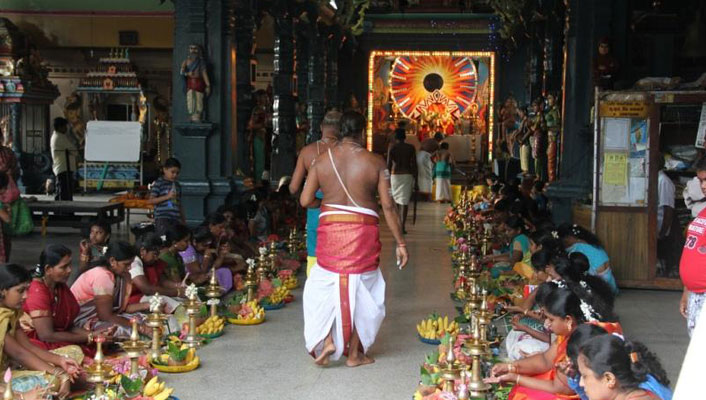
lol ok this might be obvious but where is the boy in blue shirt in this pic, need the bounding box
[149,158,184,235]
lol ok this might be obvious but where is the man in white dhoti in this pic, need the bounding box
[300,111,409,367]
[387,128,417,234]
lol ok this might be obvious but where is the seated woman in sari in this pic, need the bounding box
[483,216,534,279]
[566,325,672,400]
[180,226,229,290]
[1,264,80,398]
[21,245,113,357]
[159,224,191,283]
[577,334,672,400]
[488,281,616,400]
[558,223,618,295]
[71,242,151,338]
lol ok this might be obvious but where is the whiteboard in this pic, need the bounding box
[85,121,141,162]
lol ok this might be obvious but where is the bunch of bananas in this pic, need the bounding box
[196,315,225,335]
[282,276,298,289]
[268,286,289,305]
[143,376,174,400]
[416,315,459,340]
[238,300,265,320]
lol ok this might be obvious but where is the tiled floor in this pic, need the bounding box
[10,199,689,398]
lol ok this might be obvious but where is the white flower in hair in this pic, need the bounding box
[551,230,559,239]
[552,279,567,288]
[149,293,163,313]
[580,299,598,322]
[185,284,198,300]
[160,235,167,242]
[100,246,108,255]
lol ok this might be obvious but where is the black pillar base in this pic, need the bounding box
[174,122,217,225]
[545,181,590,225]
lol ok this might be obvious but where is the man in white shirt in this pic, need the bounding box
[657,154,679,276]
[50,117,77,201]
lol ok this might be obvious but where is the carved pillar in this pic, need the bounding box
[9,103,24,190]
[306,23,326,144]
[325,26,340,110]
[295,22,309,104]
[172,0,233,224]
[270,1,297,182]
[233,0,256,176]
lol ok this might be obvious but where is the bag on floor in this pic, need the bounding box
[6,197,34,236]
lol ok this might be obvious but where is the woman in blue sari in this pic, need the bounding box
[558,223,618,295]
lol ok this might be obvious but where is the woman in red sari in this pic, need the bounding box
[21,245,110,356]
[488,281,615,400]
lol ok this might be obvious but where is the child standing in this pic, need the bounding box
[149,158,185,235]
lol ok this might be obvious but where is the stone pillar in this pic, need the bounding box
[307,23,326,144]
[295,22,309,104]
[546,0,612,224]
[233,0,256,176]
[270,1,297,182]
[172,0,233,224]
[325,26,340,110]
[9,103,24,190]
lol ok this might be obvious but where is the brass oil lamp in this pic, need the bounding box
[287,228,296,255]
[268,241,278,278]
[244,258,258,302]
[145,294,168,361]
[119,318,148,376]
[204,267,223,318]
[463,316,491,398]
[440,346,461,393]
[256,247,269,282]
[182,284,203,349]
[85,336,112,397]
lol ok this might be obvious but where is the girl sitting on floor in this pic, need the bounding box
[483,216,533,279]
[565,325,672,400]
[71,242,151,338]
[577,334,672,400]
[558,223,618,295]
[180,226,231,291]
[22,244,113,356]
[1,264,81,398]
[489,280,616,400]
[78,219,112,274]
[129,233,185,307]
[159,224,192,283]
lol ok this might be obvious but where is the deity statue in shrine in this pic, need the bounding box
[152,95,171,164]
[248,90,270,182]
[530,99,548,181]
[180,44,211,122]
[593,38,619,90]
[544,93,561,181]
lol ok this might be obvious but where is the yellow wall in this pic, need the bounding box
[5,13,173,48]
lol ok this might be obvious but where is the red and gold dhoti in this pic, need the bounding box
[303,204,385,360]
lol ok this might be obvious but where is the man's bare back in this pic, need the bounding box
[289,111,341,195]
[312,142,384,211]
[387,142,417,175]
[436,148,453,163]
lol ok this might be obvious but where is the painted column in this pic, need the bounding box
[325,26,340,110]
[233,0,256,176]
[172,0,232,224]
[9,103,24,190]
[270,1,297,182]
[307,23,326,144]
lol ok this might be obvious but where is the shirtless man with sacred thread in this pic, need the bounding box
[300,111,409,367]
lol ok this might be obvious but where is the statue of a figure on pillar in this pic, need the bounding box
[180,44,211,122]
[544,93,560,182]
[530,99,548,182]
